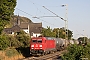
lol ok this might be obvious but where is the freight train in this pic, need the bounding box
[30,36,79,55]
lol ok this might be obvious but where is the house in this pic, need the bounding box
[4,25,21,35]
[19,22,42,37]
[19,23,30,34]
[4,15,42,37]
[29,23,42,38]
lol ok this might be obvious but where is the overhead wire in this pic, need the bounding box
[26,1,89,38]
[28,0,63,26]
[76,30,84,36]
[36,18,58,27]
[15,0,64,28]
[15,7,59,27]
[28,0,39,16]
[15,8,33,16]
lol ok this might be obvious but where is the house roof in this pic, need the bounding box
[19,22,28,29]
[29,23,42,34]
[4,25,21,34]
[4,22,42,35]
[11,25,21,32]
[3,28,12,34]
[19,22,42,33]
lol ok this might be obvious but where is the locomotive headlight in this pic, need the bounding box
[31,48,34,49]
[39,45,42,47]
[31,45,34,47]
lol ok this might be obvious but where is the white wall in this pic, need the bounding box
[31,33,42,38]
[23,29,29,34]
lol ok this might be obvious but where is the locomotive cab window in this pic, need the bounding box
[37,40,42,43]
[32,40,37,43]
[32,40,42,43]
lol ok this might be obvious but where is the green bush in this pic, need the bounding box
[0,30,30,50]
[7,35,22,48]
[0,34,10,50]
[62,43,90,60]
[16,31,30,47]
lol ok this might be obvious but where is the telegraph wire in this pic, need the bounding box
[28,1,61,18]
[28,0,39,16]
[28,0,43,16]
[76,30,84,36]
[15,7,59,27]
[28,0,63,26]
[15,0,64,28]
[36,18,58,27]
[16,0,63,26]
[15,8,33,16]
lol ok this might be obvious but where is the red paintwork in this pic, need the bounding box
[30,37,56,51]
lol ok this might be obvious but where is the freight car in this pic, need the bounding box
[30,37,66,55]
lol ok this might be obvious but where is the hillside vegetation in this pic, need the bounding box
[6,15,33,28]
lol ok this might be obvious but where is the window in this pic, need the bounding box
[37,40,42,43]
[32,40,42,43]
[32,40,37,43]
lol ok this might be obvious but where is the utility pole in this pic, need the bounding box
[43,6,68,47]
[62,4,68,40]
[58,29,59,38]
[66,4,68,40]
[83,30,86,44]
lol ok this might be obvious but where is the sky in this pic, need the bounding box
[14,0,90,39]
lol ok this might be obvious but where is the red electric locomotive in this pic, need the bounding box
[30,37,56,55]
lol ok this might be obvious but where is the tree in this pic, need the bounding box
[68,29,73,39]
[62,44,90,60]
[16,31,30,47]
[78,37,88,45]
[53,28,60,38]
[41,26,56,37]
[0,34,10,50]
[7,35,22,48]
[41,27,73,39]
[53,27,73,39]
[0,0,16,34]
[53,28,65,38]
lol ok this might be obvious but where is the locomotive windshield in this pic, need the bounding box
[32,40,42,43]
[32,40,37,43]
[37,40,42,43]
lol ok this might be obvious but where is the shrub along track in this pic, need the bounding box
[20,50,66,60]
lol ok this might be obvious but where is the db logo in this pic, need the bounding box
[36,44,38,47]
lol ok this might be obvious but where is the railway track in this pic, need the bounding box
[19,50,66,60]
